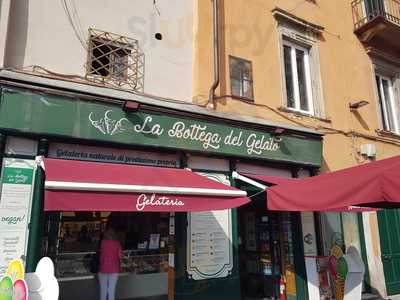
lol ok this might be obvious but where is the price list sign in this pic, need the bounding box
[187,210,233,280]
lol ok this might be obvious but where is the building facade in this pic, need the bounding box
[0,1,322,300]
[0,0,194,100]
[0,72,322,299]
[193,0,400,298]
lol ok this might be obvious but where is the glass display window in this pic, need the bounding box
[43,211,171,279]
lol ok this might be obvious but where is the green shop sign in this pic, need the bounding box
[0,88,322,166]
[2,167,33,185]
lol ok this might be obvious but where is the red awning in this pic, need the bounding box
[43,158,249,212]
[239,155,400,211]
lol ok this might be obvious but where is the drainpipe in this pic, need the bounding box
[207,0,220,109]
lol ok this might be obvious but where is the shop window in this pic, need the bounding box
[44,211,170,292]
[86,28,144,91]
[375,74,400,134]
[273,8,325,118]
[229,56,254,101]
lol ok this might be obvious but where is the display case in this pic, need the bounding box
[55,252,94,278]
[121,250,169,274]
[55,250,168,279]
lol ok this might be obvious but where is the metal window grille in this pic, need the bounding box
[85,28,144,91]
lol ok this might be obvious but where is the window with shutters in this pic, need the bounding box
[273,8,325,118]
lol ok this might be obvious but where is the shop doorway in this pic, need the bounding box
[237,193,297,300]
[42,211,171,300]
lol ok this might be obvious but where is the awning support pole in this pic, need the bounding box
[232,171,268,190]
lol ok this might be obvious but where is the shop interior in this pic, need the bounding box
[43,211,170,300]
[237,191,297,300]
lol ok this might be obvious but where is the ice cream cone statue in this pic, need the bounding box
[328,245,349,300]
[343,246,365,300]
[334,277,345,300]
[25,257,59,300]
[0,259,28,300]
[336,256,349,300]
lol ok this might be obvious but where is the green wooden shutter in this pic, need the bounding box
[377,209,400,295]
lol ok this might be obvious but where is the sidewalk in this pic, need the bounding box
[362,293,400,300]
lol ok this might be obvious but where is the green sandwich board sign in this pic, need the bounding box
[0,88,322,166]
[0,158,36,276]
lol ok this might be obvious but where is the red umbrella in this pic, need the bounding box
[241,155,400,211]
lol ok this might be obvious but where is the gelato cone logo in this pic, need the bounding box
[89,110,128,136]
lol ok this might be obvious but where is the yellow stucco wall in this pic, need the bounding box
[193,1,400,296]
[193,0,400,172]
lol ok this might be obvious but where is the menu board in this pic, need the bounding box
[0,158,36,276]
[187,210,233,280]
[187,173,233,280]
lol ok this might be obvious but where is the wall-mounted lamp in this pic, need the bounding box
[122,101,140,112]
[272,128,285,135]
[349,100,369,110]
[271,128,285,142]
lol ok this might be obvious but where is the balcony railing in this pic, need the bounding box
[352,0,400,30]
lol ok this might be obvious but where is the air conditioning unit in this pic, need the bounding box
[360,144,376,157]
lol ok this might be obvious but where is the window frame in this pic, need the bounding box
[375,74,400,134]
[229,55,254,101]
[282,39,314,115]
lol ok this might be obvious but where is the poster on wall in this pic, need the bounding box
[0,158,36,277]
[301,212,317,256]
[187,173,233,280]
[301,212,320,300]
